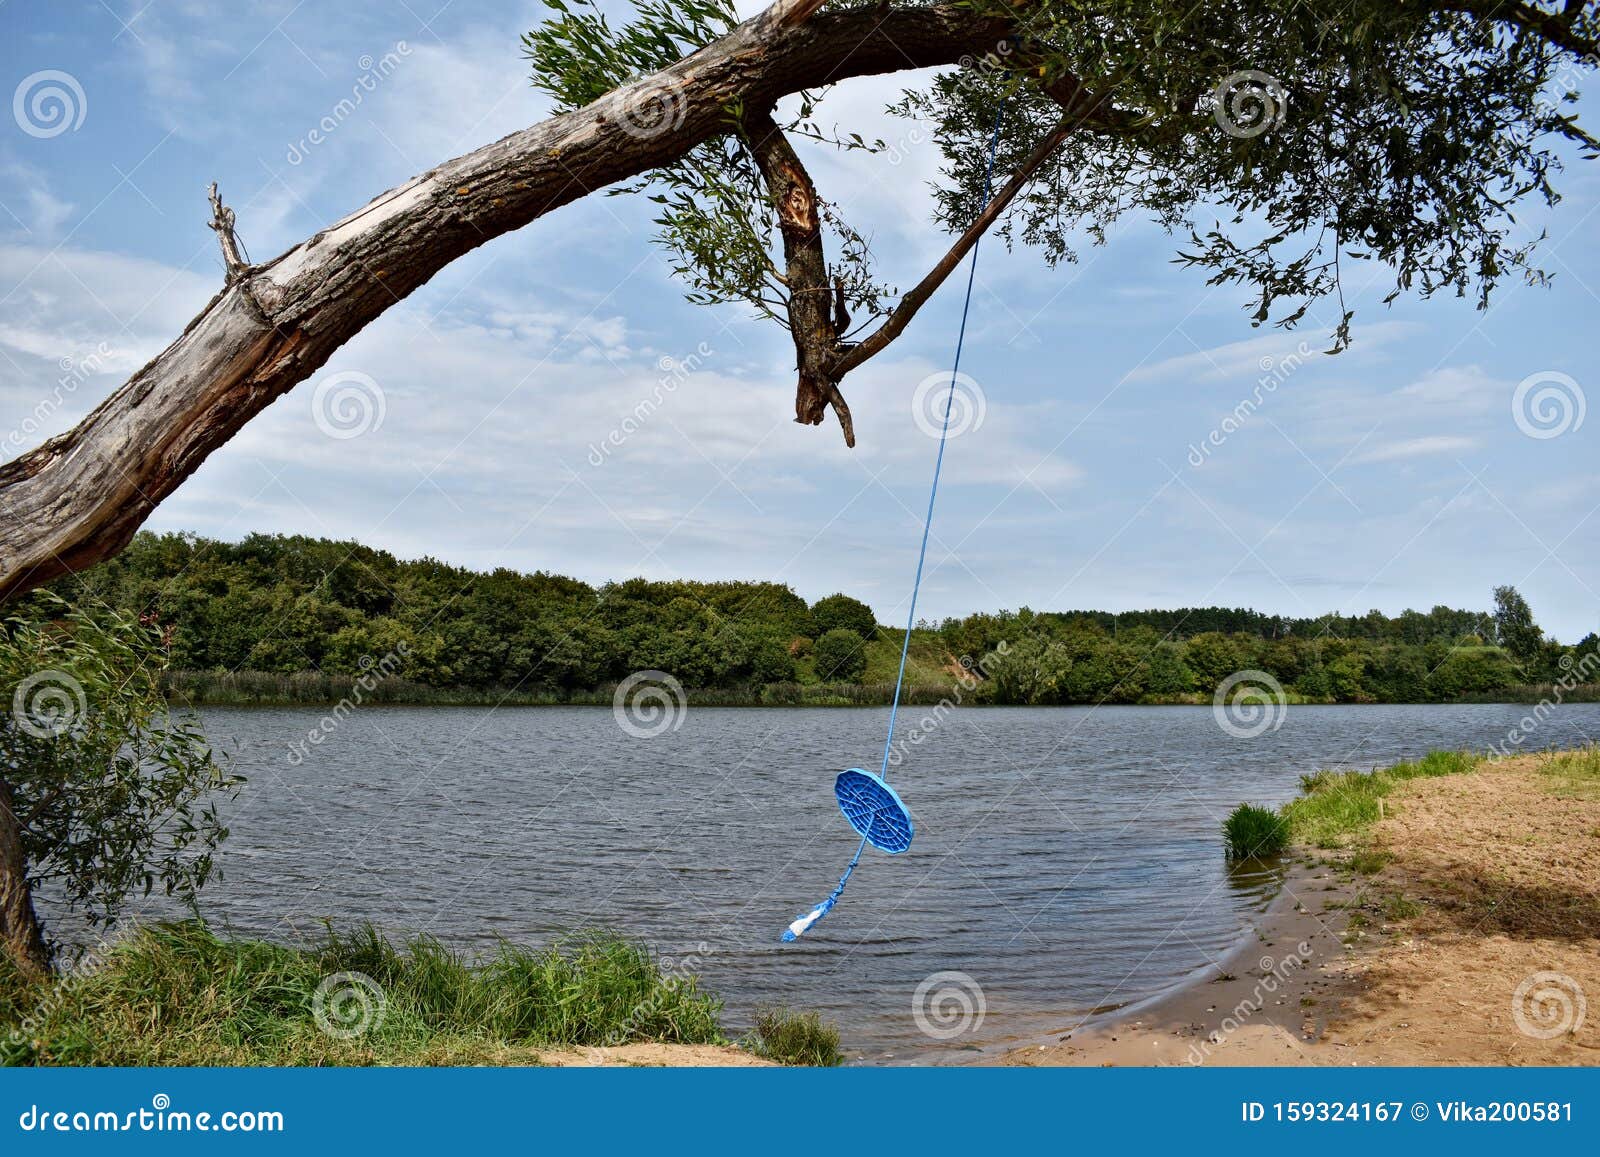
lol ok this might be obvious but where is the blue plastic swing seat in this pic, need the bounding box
[835,768,914,854]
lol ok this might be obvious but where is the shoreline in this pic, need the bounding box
[991,853,1358,1067]
[173,693,1598,709]
[994,750,1599,1067]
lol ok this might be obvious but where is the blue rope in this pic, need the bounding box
[782,102,1007,944]
[880,102,1007,784]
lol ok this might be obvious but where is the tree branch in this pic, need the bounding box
[742,106,855,446]
[832,117,1075,379]
[0,1,1020,602]
[1437,0,1600,59]
[206,182,250,283]
[772,0,831,28]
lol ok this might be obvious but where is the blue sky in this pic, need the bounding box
[2,0,1596,641]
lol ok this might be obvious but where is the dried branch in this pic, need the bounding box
[205,182,250,283]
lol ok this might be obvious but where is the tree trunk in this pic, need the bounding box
[743,106,853,443]
[0,1,1011,605]
[0,775,49,977]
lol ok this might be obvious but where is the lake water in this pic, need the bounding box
[140,702,1599,1061]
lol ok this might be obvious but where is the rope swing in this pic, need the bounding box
[781,103,1008,942]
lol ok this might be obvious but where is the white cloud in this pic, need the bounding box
[1396,365,1501,409]
[360,25,548,170]
[1128,322,1412,385]
[1355,435,1481,463]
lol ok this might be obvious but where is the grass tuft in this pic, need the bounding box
[746,1007,843,1067]
[1223,803,1291,859]
[1381,893,1423,921]
[1349,849,1394,875]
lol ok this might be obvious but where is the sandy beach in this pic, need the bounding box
[998,751,1600,1067]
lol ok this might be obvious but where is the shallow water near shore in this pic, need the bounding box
[119,702,1600,1062]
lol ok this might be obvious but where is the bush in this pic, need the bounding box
[749,638,797,684]
[1223,803,1290,858]
[813,628,868,683]
[1,595,241,965]
[810,594,878,640]
[747,1007,843,1066]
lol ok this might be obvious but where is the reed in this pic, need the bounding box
[1,921,733,1066]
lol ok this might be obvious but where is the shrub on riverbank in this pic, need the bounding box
[1222,804,1291,858]
[0,922,739,1066]
[1283,750,1481,847]
[747,1007,843,1067]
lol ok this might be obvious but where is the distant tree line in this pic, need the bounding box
[940,585,1596,706]
[28,532,1596,706]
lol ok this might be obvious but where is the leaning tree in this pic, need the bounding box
[0,0,1596,970]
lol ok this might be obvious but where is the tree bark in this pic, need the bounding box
[0,775,49,977]
[742,106,855,445]
[0,1,1013,604]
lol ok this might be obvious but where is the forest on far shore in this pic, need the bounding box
[26,531,1598,707]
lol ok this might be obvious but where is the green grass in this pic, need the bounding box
[1538,743,1600,800]
[1281,749,1481,848]
[1222,803,1291,858]
[1,921,741,1067]
[1349,849,1394,875]
[1381,893,1423,920]
[746,1007,843,1067]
